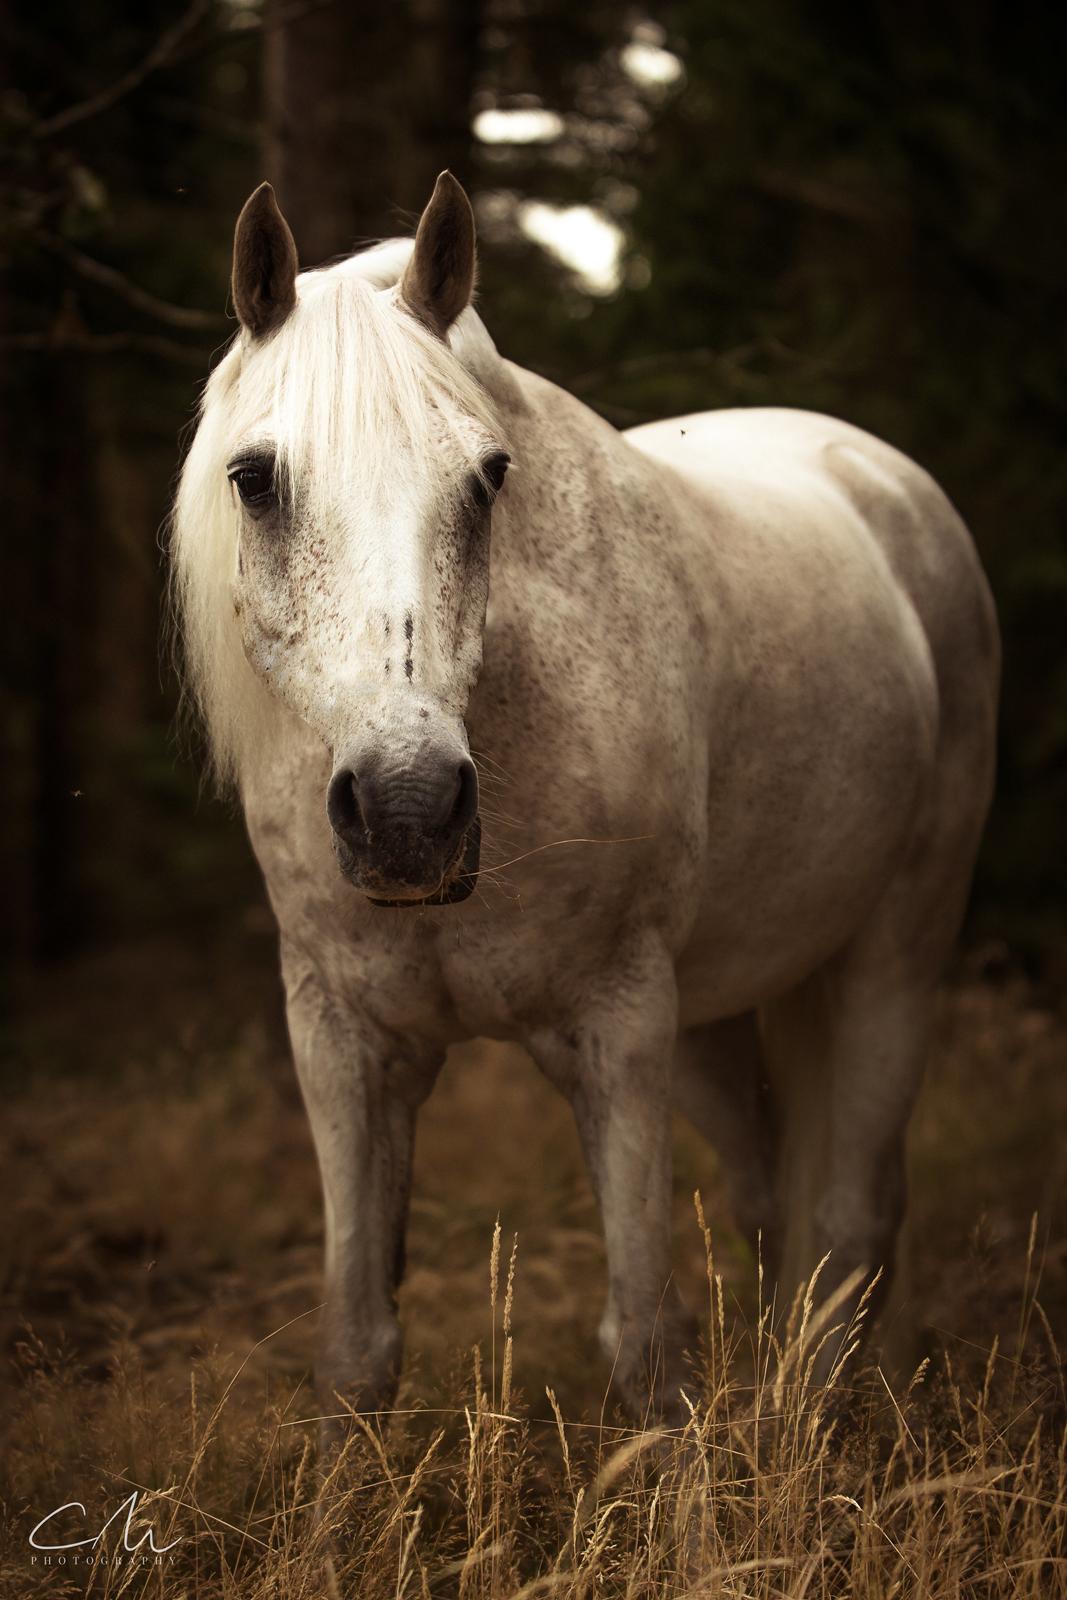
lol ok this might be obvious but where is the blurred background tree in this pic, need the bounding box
[2,0,1064,1005]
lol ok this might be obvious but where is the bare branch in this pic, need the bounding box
[34,230,229,332]
[2,330,210,365]
[34,0,214,139]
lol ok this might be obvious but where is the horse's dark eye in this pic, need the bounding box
[470,451,510,510]
[229,461,276,508]
[482,452,510,494]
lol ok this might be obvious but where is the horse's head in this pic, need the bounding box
[219,174,508,905]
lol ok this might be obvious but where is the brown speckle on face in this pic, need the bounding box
[404,611,414,680]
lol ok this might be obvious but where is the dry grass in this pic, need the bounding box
[1,945,1065,1597]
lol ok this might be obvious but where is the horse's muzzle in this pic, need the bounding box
[326,753,480,906]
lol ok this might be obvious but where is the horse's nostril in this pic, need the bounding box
[447,759,478,837]
[327,767,363,836]
[329,755,476,849]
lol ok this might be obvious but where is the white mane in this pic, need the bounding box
[171,239,501,790]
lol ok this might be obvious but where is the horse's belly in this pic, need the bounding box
[676,649,937,1023]
[675,852,894,1025]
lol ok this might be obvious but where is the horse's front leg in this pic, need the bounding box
[282,948,442,1452]
[528,938,696,1422]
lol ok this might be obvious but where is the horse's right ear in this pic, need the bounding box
[232,182,299,338]
[400,171,476,337]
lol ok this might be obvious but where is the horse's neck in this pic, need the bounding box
[492,360,666,568]
[451,312,635,502]
[452,317,685,630]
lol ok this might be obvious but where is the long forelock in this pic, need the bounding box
[228,257,500,521]
[171,243,502,790]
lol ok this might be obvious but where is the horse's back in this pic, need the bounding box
[625,406,999,720]
[626,404,925,491]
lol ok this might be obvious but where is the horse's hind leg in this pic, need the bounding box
[673,1014,779,1262]
[763,960,931,1375]
[763,807,988,1377]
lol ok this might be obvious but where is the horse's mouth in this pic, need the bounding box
[365,816,481,909]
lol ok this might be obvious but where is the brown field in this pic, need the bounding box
[1,934,1065,1598]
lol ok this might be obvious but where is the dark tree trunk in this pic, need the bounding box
[263,0,481,264]
[3,355,99,966]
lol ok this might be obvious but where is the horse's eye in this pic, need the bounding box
[229,461,276,508]
[482,452,510,494]
[470,452,510,510]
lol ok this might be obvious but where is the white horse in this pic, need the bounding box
[172,173,999,1427]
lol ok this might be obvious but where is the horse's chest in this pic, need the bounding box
[349,912,618,1046]
[430,926,576,1042]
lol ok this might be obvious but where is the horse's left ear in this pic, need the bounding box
[400,171,476,337]
[232,182,299,338]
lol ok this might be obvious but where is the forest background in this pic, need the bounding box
[3,0,1064,984]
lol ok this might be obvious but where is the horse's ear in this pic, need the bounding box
[232,182,299,338]
[400,171,476,337]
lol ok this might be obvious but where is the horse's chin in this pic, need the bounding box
[362,816,481,909]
